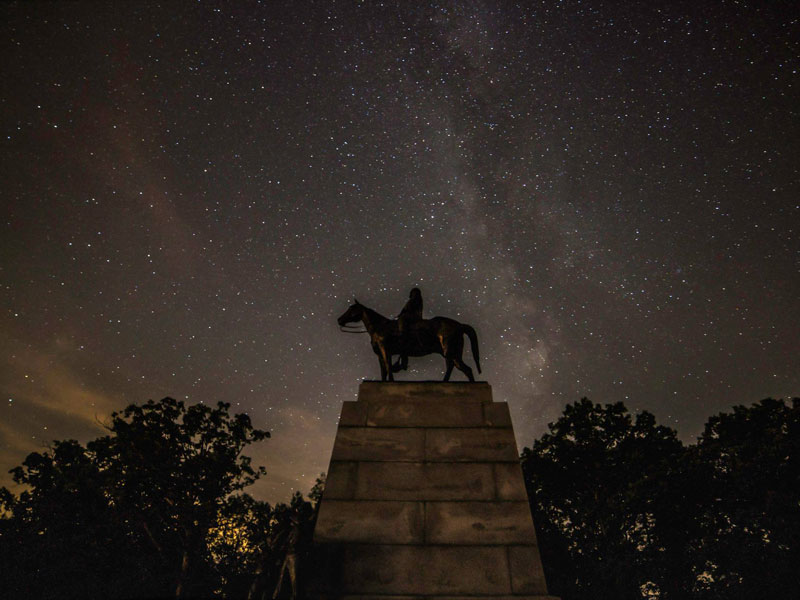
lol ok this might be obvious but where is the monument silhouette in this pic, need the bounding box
[337,298,481,382]
[309,381,559,598]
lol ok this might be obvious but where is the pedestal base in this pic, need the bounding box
[310,382,558,599]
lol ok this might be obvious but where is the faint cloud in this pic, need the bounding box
[0,346,122,490]
[249,405,335,503]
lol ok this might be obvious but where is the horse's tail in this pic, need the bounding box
[462,324,481,374]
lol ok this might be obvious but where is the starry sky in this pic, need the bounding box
[1,1,797,503]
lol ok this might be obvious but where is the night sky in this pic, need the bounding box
[2,1,797,503]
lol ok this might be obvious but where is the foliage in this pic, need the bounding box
[522,397,800,600]
[95,397,270,597]
[0,397,271,599]
[0,439,142,599]
[521,398,683,599]
[207,493,273,598]
[682,398,800,600]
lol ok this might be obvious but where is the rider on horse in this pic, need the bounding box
[396,288,423,371]
[337,296,481,382]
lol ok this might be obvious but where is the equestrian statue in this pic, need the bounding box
[337,288,481,382]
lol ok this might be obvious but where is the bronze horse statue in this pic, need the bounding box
[337,300,481,382]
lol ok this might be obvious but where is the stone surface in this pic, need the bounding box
[312,382,557,598]
[494,462,532,502]
[315,500,424,544]
[366,400,486,428]
[339,545,422,595]
[509,546,550,595]
[423,546,512,595]
[329,545,515,596]
[333,597,559,600]
[426,501,538,544]
[339,401,368,426]
[430,597,560,600]
[358,381,492,404]
[354,462,495,501]
[334,597,419,600]
[334,597,421,600]
[425,427,519,462]
[331,427,425,461]
[323,461,358,499]
[483,402,514,427]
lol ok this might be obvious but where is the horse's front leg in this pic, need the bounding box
[372,342,388,381]
[378,343,393,381]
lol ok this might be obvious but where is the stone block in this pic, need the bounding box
[426,501,538,544]
[339,545,424,595]
[355,462,495,501]
[483,402,513,427]
[312,544,556,597]
[425,427,519,462]
[331,427,425,462]
[314,382,558,599]
[340,401,368,426]
[424,545,512,595]
[509,545,549,595]
[494,462,531,501]
[337,597,422,600]
[324,461,358,499]
[366,401,485,428]
[315,500,423,544]
[359,381,492,404]
[331,545,513,595]
[433,597,560,600]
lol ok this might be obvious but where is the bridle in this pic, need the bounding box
[339,304,368,333]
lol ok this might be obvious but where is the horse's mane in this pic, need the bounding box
[362,304,394,325]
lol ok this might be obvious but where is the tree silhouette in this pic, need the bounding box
[521,398,683,600]
[95,397,270,597]
[678,398,800,599]
[246,483,321,600]
[521,397,800,600]
[1,397,269,599]
[1,439,141,599]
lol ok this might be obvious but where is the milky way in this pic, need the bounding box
[1,1,797,502]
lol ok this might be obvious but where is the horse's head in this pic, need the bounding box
[337,300,363,327]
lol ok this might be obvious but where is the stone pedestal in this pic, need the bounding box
[309,381,559,599]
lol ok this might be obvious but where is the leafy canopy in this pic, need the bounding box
[1,397,270,600]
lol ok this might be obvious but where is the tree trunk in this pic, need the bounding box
[175,550,190,598]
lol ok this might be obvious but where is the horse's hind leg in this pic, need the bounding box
[391,355,409,372]
[454,356,475,382]
[443,358,454,381]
